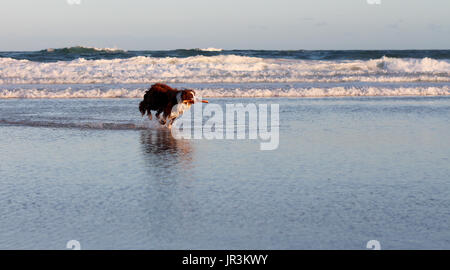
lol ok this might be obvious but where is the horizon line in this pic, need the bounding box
[1,47,450,52]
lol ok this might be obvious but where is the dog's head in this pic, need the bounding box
[180,90,196,105]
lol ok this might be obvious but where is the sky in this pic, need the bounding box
[0,0,449,51]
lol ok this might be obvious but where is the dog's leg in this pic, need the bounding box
[165,115,174,128]
[160,104,174,126]
[167,117,176,128]
[148,111,152,120]
[157,111,166,125]
[156,110,162,120]
[156,109,167,125]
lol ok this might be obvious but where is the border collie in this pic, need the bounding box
[139,83,208,127]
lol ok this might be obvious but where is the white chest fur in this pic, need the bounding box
[165,92,193,127]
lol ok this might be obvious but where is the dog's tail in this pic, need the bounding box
[139,100,147,116]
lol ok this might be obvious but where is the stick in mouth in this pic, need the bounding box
[183,100,209,104]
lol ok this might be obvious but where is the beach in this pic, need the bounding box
[1,95,449,249]
[1,48,450,249]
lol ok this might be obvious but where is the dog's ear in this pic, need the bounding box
[186,89,195,97]
[181,90,187,100]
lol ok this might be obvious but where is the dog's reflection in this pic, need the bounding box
[139,129,197,242]
[139,129,193,170]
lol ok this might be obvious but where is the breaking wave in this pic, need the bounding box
[1,85,449,98]
[197,48,224,52]
[0,55,449,84]
[0,88,144,99]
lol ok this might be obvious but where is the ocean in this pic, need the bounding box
[1,47,449,98]
[0,48,449,249]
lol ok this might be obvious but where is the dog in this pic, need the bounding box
[139,83,208,127]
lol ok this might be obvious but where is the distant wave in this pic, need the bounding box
[197,48,223,52]
[0,55,449,84]
[44,46,126,54]
[1,85,449,98]
[1,49,450,63]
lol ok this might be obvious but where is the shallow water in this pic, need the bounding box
[1,97,449,249]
